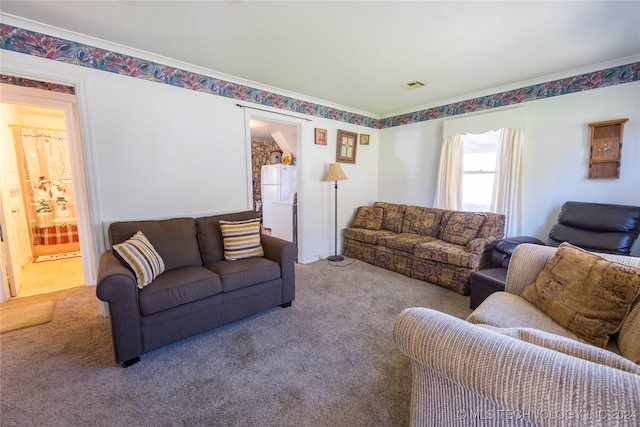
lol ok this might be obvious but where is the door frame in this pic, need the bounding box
[0,78,101,297]
[243,107,307,263]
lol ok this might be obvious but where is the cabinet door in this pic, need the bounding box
[588,119,627,179]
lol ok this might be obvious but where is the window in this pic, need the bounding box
[462,130,500,212]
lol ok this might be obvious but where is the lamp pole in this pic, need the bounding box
[322,163,347,262]
[328,180,343,262]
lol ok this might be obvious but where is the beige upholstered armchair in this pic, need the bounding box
[394,244,640,427]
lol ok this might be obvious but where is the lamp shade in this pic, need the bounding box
[322,163,348,182]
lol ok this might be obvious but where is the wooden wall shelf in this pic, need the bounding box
[588,118,628,179]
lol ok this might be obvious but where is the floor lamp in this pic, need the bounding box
[322,163,348,262]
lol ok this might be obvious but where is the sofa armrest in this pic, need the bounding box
[491,236,545,268]
[393,308,640,426]
[96,251,143,364]
[503,243,557,295]
[96,251,138,302]
[465,237,496,269]
[260,234,297,303]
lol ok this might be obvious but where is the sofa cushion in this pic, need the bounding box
[219,218,264,260]
[196,212,262,263]
[350,206,384,230]
[206,257,281,292]
[373,202,406,233]
[476,212,505,239]
[401,206,443,237]
[414,240,480,269]
[476,325,639,374]
[467,291,589,344]
[113,231,165,289]
[343,228,396,245]
[377,233,438,253]
[109,218,201,271]
[440,212,486,245]
[521,242,640,348]
[138,266,222,316]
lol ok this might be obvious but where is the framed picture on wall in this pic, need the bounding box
[359,134,370,145]
[336,129,357,164]
[315,128,327,145]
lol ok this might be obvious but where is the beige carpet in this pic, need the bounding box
[0,259,472,426]
[0,300,55,334]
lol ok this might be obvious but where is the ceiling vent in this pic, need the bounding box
[401,80,427,90]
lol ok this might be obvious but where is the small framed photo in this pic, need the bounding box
[336,129,358,164]
[359,134,370,145]
[315,128,327,145]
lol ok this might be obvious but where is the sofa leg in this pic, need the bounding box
[280,302,292,308]
[121,356,141,368]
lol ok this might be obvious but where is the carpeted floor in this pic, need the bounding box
[0,258,472,427]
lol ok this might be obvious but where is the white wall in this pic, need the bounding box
[300,118,379,263]
[378,120,442,206]
[88,73,251,220]
[1,48,380,264]
[379,82,640,253]
[2,17,637,262]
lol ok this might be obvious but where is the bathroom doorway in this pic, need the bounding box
[0,82,93,301]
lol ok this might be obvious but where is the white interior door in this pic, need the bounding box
[0,197,14,302]
[0,132,31,297]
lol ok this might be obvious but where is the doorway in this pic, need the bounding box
[0,82,94,302]
[245,110,305,260]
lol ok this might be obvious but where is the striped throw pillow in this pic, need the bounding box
[113,231,165,289]
[219,219,264,260]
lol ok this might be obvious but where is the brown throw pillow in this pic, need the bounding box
[440,212,486,246]
[373,202,406,233]
[351,206,384,230]
[522,242,640,347]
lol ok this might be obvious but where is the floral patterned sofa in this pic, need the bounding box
[343,202,505,295]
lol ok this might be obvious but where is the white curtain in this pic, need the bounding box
[433,134,464,210]
[20,128,77,241]
[491,128,524,237]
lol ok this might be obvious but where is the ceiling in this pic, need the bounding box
[250,118,298,144]
[1,1,639,118]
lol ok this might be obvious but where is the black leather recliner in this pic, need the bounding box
[544,201,640,254]
[470,201,640,309]
[493,201,640,268]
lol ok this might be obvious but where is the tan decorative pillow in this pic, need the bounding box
[219,219,264,260]
[440,212,486,245]
[113,231,165,289]
[522,242,640,347]
[351,206,384,230]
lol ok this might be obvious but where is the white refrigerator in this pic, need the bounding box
[261,164,297,229]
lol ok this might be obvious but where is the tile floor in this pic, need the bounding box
[17,256,84,298]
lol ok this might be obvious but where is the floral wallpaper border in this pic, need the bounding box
[381,62,640,128]
[0,73,75,94]
[1,23,638,129]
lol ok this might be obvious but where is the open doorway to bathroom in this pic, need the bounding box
[0,81,92,301]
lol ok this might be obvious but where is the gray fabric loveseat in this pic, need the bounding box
[97,211,297,366]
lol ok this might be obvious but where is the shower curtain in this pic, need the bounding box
[19,128,79,249]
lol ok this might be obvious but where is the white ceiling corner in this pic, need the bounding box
[1,1,638,118]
